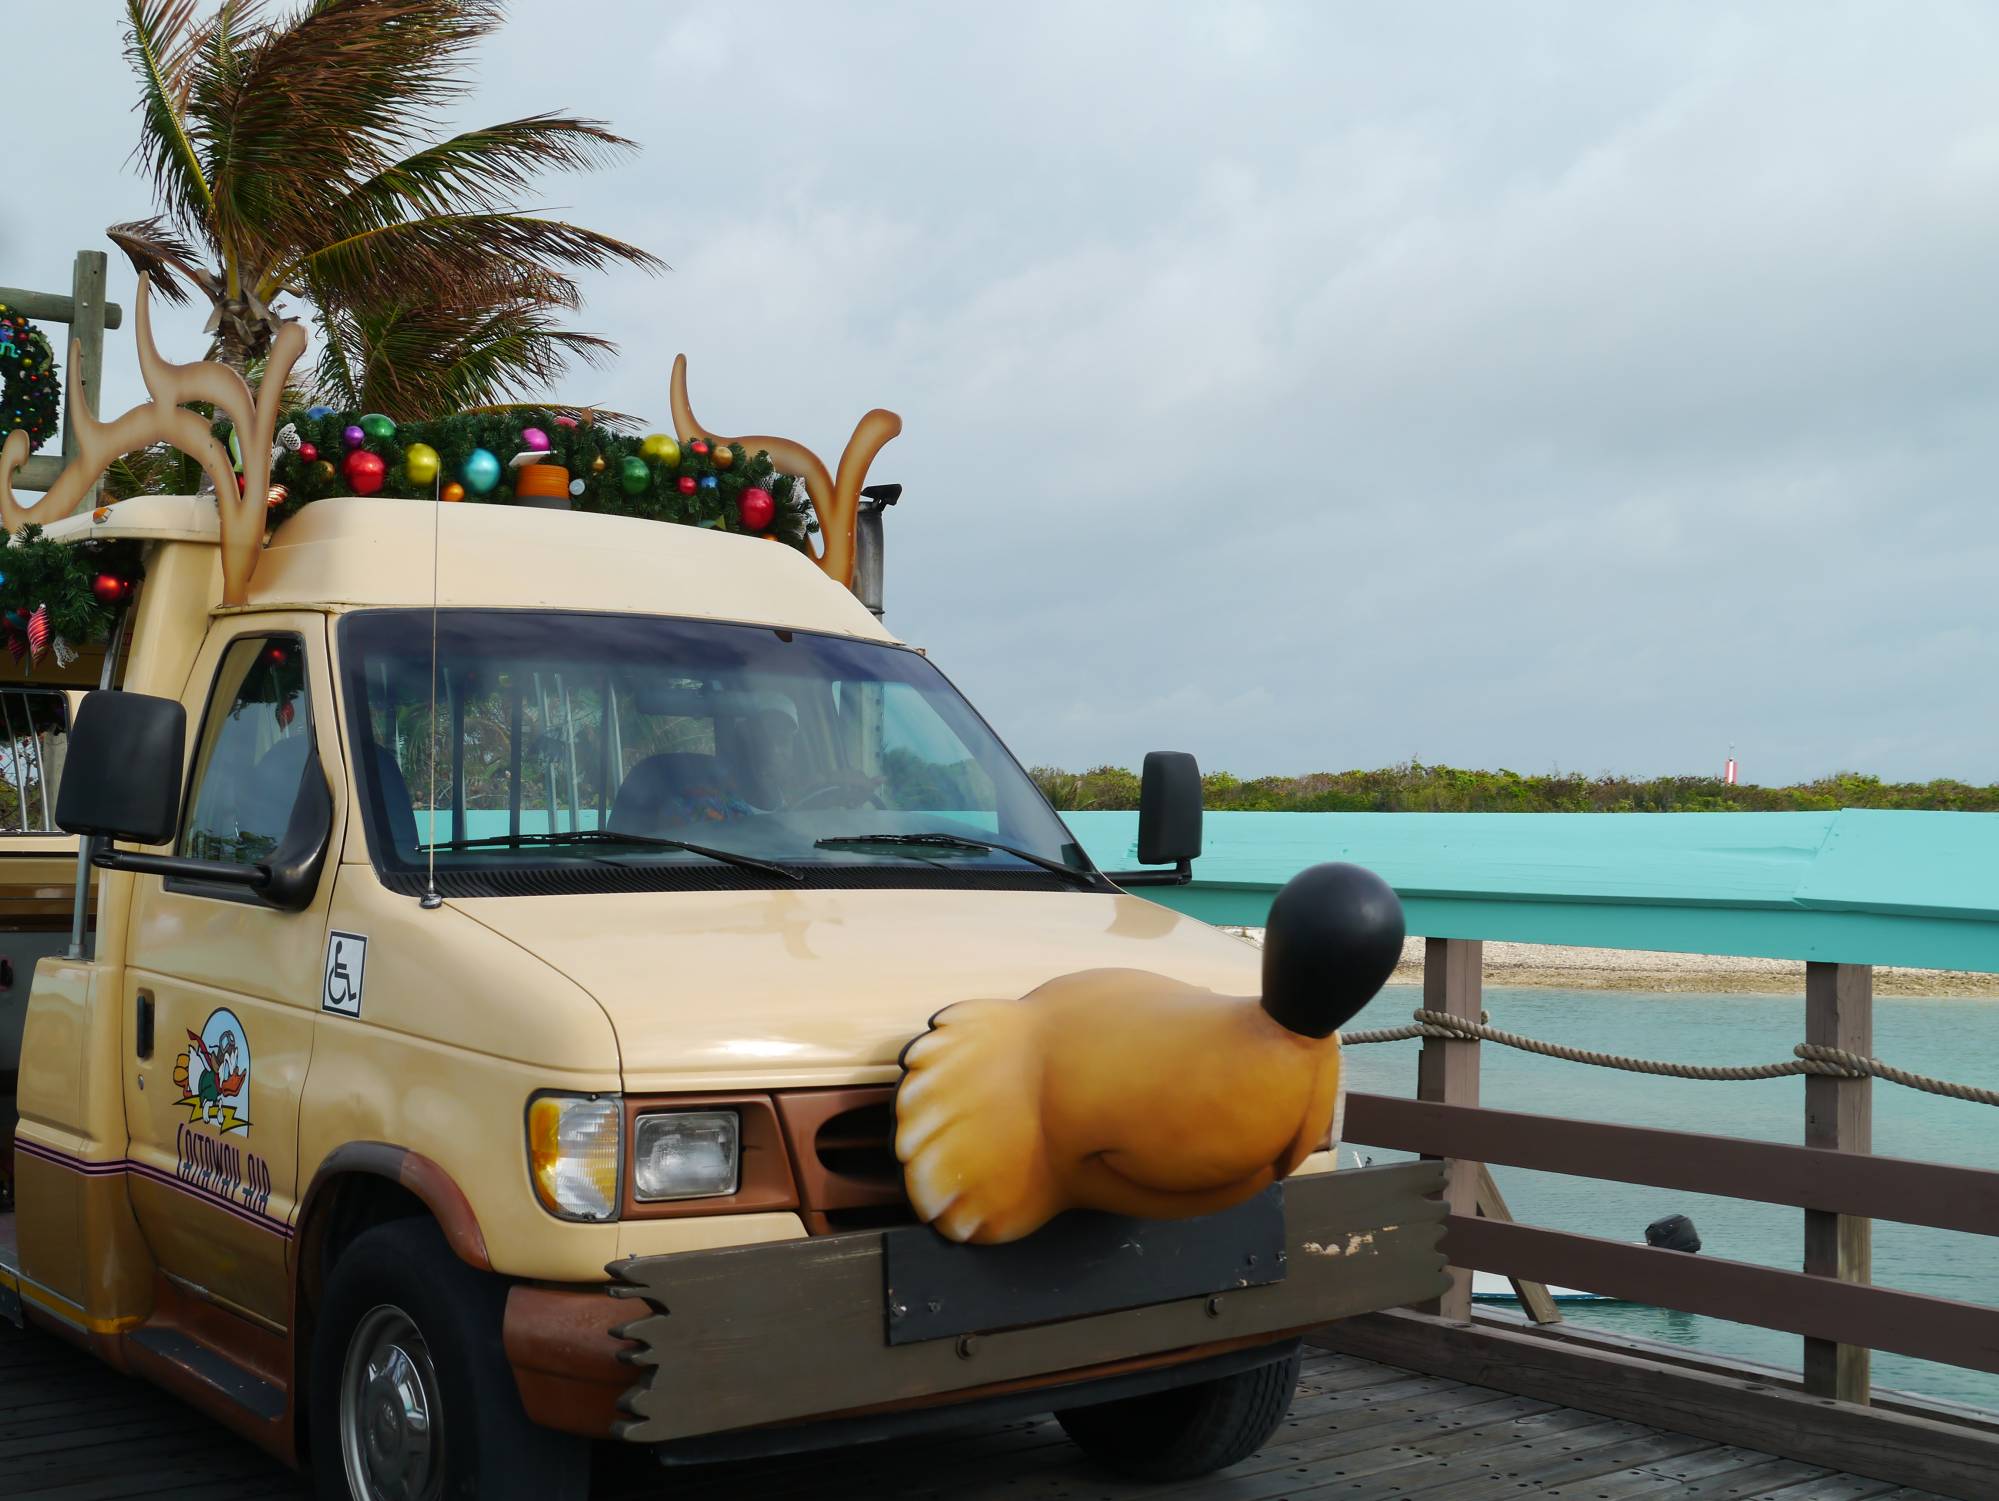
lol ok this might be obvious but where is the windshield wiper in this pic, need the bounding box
[814,833,1098,888]
[419,829,802,882]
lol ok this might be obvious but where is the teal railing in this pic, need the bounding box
[1065,809,1999,973]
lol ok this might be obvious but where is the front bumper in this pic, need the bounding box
[504,1160,1445,1444]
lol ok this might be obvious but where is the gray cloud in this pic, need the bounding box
[10,2,1998,781]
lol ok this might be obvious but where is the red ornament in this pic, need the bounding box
[689,439,710,458]
[676,475,697,495]
[297,441,318,463]
[91,572,128,605]
[738,487,775,532]
[25,605,49,663]
[344,449,387,495]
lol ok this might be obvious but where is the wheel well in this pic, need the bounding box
[292,1171,433,1458]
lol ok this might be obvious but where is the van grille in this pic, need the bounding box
[773,1087,917,1235]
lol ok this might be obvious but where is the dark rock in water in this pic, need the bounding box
[1646,1213,1701,1253]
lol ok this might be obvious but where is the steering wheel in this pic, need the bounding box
[788,778,885,812]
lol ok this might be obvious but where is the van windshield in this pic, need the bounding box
[337,610,1098,896]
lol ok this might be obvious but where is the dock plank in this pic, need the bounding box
[0,1319,1956,1500]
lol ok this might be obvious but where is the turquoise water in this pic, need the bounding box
[1342,983,1999,1411]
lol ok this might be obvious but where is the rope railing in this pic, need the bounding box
[1343,1008,1999,1107]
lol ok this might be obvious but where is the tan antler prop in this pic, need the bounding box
[0,274,306,606]
[669,354,901,589]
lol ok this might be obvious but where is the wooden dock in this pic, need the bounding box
[0,1321,1947,1499]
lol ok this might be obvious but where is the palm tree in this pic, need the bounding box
[108,0,663,415]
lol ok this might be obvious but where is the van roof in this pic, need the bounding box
[44,494,896,641]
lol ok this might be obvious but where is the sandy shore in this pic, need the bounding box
[1222,930,1999,998]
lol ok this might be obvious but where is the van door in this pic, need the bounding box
[122,615,343,1329]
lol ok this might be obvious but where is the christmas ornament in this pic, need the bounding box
[0,304,61,453]
[298,441,318,463]
[344,449,387,495]
[515,463,570,501]
[521,426,551,452]
[442,482,466,502]
[227,428,245,472]
[342,424,366,449]
[712,446,734,469]
[310,459,337,485]
[360,413,396,443]
[52,636,76,669]
[463,448,502,494]
[91,573,127,605]
[274,422,302,453]
[590,453,607,473]
[676,475,697,495]
[739,487,775,531]
[639,432,680,465]
[689,439,710,458]
[26,605,48,663]
[554,414,579,428]
[306,405,334,420]
[3,630,21,665]
[698,475,718,491]
[267,484,289,510]
[568,478,586,496]
[620,456,651,495]
[403,442,441,486]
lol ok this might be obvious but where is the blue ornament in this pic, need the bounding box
[698,474,719,490]
[306,405,333,420]
[462,447,502,495]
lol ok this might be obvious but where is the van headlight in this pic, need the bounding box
[633,1110,740,1201]
[526,1093,622,1221]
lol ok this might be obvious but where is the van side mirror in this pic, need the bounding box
[56,690,185,843]
[1105,751,1203,888]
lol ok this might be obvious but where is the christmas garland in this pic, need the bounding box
[256,409,818,547]
[0,525,143,668]
[0,304,60,453]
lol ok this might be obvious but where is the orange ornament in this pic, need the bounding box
[712,446,734,469]
[442,482,466,503]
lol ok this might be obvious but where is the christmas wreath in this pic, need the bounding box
[258,409,819,548]
[0,304,60,454]
[0,525,143,669]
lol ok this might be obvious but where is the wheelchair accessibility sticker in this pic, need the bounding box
[323,930,368,1017]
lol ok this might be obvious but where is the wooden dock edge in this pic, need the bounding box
[1310,1307,1999,1501]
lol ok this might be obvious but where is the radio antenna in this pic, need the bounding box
[421,479,444,910]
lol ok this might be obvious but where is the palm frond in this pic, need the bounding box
[333,115,642,224]
[285,211,664,304]
[105,217,208,305]
[122,0,217,230]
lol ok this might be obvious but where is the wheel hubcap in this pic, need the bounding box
[340,1305,441,1501]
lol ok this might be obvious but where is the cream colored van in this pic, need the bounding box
[0,494,1442,1499]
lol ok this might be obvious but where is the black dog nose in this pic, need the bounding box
[1259,863,1406,1039]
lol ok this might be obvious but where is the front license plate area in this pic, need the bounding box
[881,1185,1285,1345]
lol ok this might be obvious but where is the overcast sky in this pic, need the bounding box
[9,3,1999,783]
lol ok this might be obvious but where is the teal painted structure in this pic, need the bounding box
[1066,810,1999,972]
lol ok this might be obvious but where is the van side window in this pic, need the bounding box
[181,636,314,866]
[0,689,68,834]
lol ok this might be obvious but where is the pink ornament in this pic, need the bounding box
[553,414,579,428]
[739,487,775,531]
[25,605,49,663]
[522,426,551,452]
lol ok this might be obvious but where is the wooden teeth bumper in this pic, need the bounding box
[604,1161,1447,1444]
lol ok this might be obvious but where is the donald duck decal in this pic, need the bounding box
[173,1008,252,1135]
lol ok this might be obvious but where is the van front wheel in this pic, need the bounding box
[1055,1344,1302,1481]
[308,1217,586,1501]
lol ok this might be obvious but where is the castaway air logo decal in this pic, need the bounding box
[173,1007,252,1134]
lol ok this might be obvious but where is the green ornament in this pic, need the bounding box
[359,412,396,443]
[619,455,651,495]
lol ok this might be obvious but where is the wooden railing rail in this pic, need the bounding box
[1343,1094,1999,1237]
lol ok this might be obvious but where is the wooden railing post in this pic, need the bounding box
[64,249,110,510]
[1415,936,1481,1321]
[1804,960,1873,1403]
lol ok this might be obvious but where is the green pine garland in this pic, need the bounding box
[256,410,819,549]
[0,304,61,454]
[0,525,144,654]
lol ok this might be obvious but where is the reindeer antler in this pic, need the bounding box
[0,274,306,606]
[669,354,901,589]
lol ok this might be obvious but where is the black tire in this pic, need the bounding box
[308,1216,587,1501]
[1055,1345,1303,1481]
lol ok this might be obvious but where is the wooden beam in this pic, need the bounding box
[1473,1163,1560,1325]
[1311,1307,1999,1501]
[0,285,125,329]
[61,251,110,511]
[1445,1215,1999,1376]
[1804,960,1873,1403]
[1343,1093,1999,1237]
[1414,936,1481,1321]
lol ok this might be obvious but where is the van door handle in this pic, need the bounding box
[136,990,154,1060]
